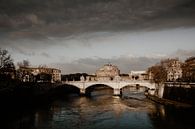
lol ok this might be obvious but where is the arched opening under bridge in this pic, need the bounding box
[85,84,114,97]
[120,84,148,99]
[51,84,80,97]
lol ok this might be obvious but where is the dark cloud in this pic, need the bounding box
[1,0,194,71]
[0,0,195,40]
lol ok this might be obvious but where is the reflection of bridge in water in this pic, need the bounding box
[61,80,156,96]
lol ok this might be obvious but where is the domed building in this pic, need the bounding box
[95,64,120,81]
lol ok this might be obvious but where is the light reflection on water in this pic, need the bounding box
[2,86,195,129]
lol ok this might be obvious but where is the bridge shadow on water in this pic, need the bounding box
[49,84,148,101]
[148,104,195,129]
[49,84,80,98]
[50,84,115,98]
[85,84,113,97]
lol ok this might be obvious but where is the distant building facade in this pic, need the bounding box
[51,68,61,82]
[96,64,120,81]
[17,67,61,83]
[161,58,182,81]
[120,74,130,81]
[129,71,148,80]
[147,58,183,82]
[86,75,96,81]
[182,57,195,82]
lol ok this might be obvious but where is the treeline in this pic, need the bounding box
[0,48,16,88]
[0,48,54,88]
[61,73,88,81]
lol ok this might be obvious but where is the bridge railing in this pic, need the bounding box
[62,80,151,84]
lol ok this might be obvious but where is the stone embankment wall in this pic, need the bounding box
[163,82,195,105]
[0,81,82,109]
[0,81,61,109]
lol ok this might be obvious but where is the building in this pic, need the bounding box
[52,68,61,82]
[17,67,61,83]
[147,58,183,82]
[182,57,195,82]
[95,64,120,81]
[161,58,182,81]
[120,74,130,81]
[129,71,148,80]
[86,74,96,81]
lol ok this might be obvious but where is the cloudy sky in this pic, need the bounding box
[0,0,195,74]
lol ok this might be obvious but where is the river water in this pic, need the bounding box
[2,86,195,129]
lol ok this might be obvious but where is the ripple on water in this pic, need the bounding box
[4,90,195,129]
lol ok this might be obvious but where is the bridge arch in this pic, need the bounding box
[120,82,155,90]
[51,84,80,94]
[85,84,114,96]
[85,83,114,89]
[120,84,148,89]
[120,84,148,93]
[63,84,81,90]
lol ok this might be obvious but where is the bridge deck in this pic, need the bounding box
[61,80,156,90]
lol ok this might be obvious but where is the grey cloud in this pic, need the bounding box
[51,49,195,74]
[51,56,161,74]
[40,52,51,58]
[11,46,36,56]
[10,46,51,58]
[169,49,195,60]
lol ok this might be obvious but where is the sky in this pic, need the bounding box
[0,0,195,74]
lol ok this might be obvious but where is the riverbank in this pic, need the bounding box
[0,81,82,110]
[0,82,55,109]
[145,93,193,108]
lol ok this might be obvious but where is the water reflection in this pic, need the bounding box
[149,105,195,129]
[1,86,195,129]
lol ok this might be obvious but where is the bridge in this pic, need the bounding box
[61,79,156,96]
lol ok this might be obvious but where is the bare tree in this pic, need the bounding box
[0,48,14,69]
[0,48,15,80]
[17,60,30,68]
[147,65,167,84]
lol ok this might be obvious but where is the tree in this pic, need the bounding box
[0,48,14,69]
[182,56,195,82]
[147,65,167,84]
[17,60,30,68]
[0,48,15,80]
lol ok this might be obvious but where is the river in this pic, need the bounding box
[1,86,195,129]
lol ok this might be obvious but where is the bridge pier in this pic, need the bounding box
[157,84,165,98]
[80,88,86,96]
[113,88,121,96]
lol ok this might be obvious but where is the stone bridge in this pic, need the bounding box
[61,80,156,96]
